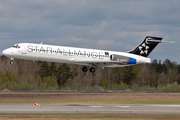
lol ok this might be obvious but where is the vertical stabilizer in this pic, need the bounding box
[128,36,163,57]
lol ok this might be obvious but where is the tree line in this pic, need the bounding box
[0,55,180,92]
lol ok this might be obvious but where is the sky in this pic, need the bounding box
[0,0,180,63]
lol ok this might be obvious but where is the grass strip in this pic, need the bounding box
[0,94,180,105]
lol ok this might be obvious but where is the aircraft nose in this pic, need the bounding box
[2,49,12,56]
[2,49,7,55]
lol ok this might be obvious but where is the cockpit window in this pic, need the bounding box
[12,44,17,48]
[12,44,20,49]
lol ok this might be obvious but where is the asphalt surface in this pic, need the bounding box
[0,104,180,114]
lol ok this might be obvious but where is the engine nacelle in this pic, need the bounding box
[110,54,136,64]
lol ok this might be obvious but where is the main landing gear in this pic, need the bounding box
[89,67,95,73]
[82,66,88,72]
[82,66,95,73]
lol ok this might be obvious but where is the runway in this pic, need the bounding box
[0,104,180,114]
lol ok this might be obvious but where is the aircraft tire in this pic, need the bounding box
[89,67,95,73]
[82,66,88,72]
[10,61,13,65]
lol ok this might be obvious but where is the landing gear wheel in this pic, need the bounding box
[82,66,88,72]
[89,67,95,73]
[10,61,13,65]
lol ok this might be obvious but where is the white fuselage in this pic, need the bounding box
[2,43,150,67]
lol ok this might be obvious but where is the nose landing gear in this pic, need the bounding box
[10,58,14,65]
[10,61,13,65]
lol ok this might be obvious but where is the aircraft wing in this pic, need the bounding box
[67,59,129,67]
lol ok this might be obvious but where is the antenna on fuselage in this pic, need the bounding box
[40,42,43,45]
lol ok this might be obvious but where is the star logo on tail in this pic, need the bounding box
[138,43,150,55]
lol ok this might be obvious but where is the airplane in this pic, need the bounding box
[2,36,162,73]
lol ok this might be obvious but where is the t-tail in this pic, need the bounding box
[128,36,163,57]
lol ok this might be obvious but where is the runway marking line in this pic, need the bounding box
[116,106,131,108]
[89,106,103,107]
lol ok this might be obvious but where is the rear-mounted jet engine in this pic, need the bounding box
[110,54,136,65]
